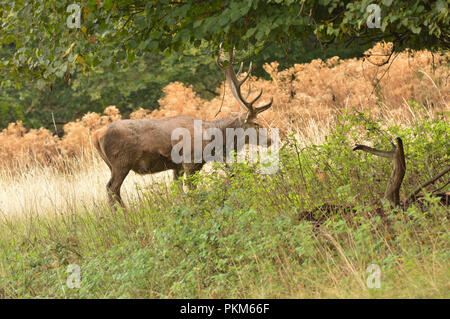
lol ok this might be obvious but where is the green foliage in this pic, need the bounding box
[1,0,448,86]
[0,37,372,130]
[0,114,448,298]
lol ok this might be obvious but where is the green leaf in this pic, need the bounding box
[193,20,203,28]
[36,79,46,90]
[103,0,114,10]
[134,15,147,28]
[411,26,421,34]
[245,27,257,38]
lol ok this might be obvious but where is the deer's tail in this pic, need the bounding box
[92,126,112,170]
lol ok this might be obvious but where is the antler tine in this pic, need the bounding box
[238,62,252,87]
[216,44,224,68]
[254,97,274,115]
[216,44,273,116]
[248,87,263,105]
[236,62,243,77]
[245,81,251,99]
[229,45,234,62]
[225,49,252,88]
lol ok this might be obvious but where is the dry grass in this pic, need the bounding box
[0,154,172,218]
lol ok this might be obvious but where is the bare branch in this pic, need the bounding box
[352,145,395,159]
[406,166,450,204]
[354,137,405,206]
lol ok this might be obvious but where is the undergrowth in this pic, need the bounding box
[0,113,448,298]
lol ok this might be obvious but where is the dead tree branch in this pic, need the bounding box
[406,166,450,205]
[353,137,406,206]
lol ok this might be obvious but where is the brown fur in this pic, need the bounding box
[92,113,271,205]
[94,50,274,206]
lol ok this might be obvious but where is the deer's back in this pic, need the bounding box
[99,116,200,174]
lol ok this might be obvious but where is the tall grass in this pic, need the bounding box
[0,111,448,298]
[0,153,167,218]
[0,42,448,298]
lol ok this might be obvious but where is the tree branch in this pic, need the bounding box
[353,137,405,206]
[352,144,395,159]
[406,166,450,204]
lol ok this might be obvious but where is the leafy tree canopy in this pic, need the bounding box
[1,0,448,86]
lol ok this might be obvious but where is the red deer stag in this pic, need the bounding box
[92,47,274,206]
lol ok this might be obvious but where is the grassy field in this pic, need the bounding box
[0,110,448,298]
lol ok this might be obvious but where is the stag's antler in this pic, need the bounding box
[217,44,273,121]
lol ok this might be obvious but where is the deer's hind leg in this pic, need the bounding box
[107,166,130,206]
